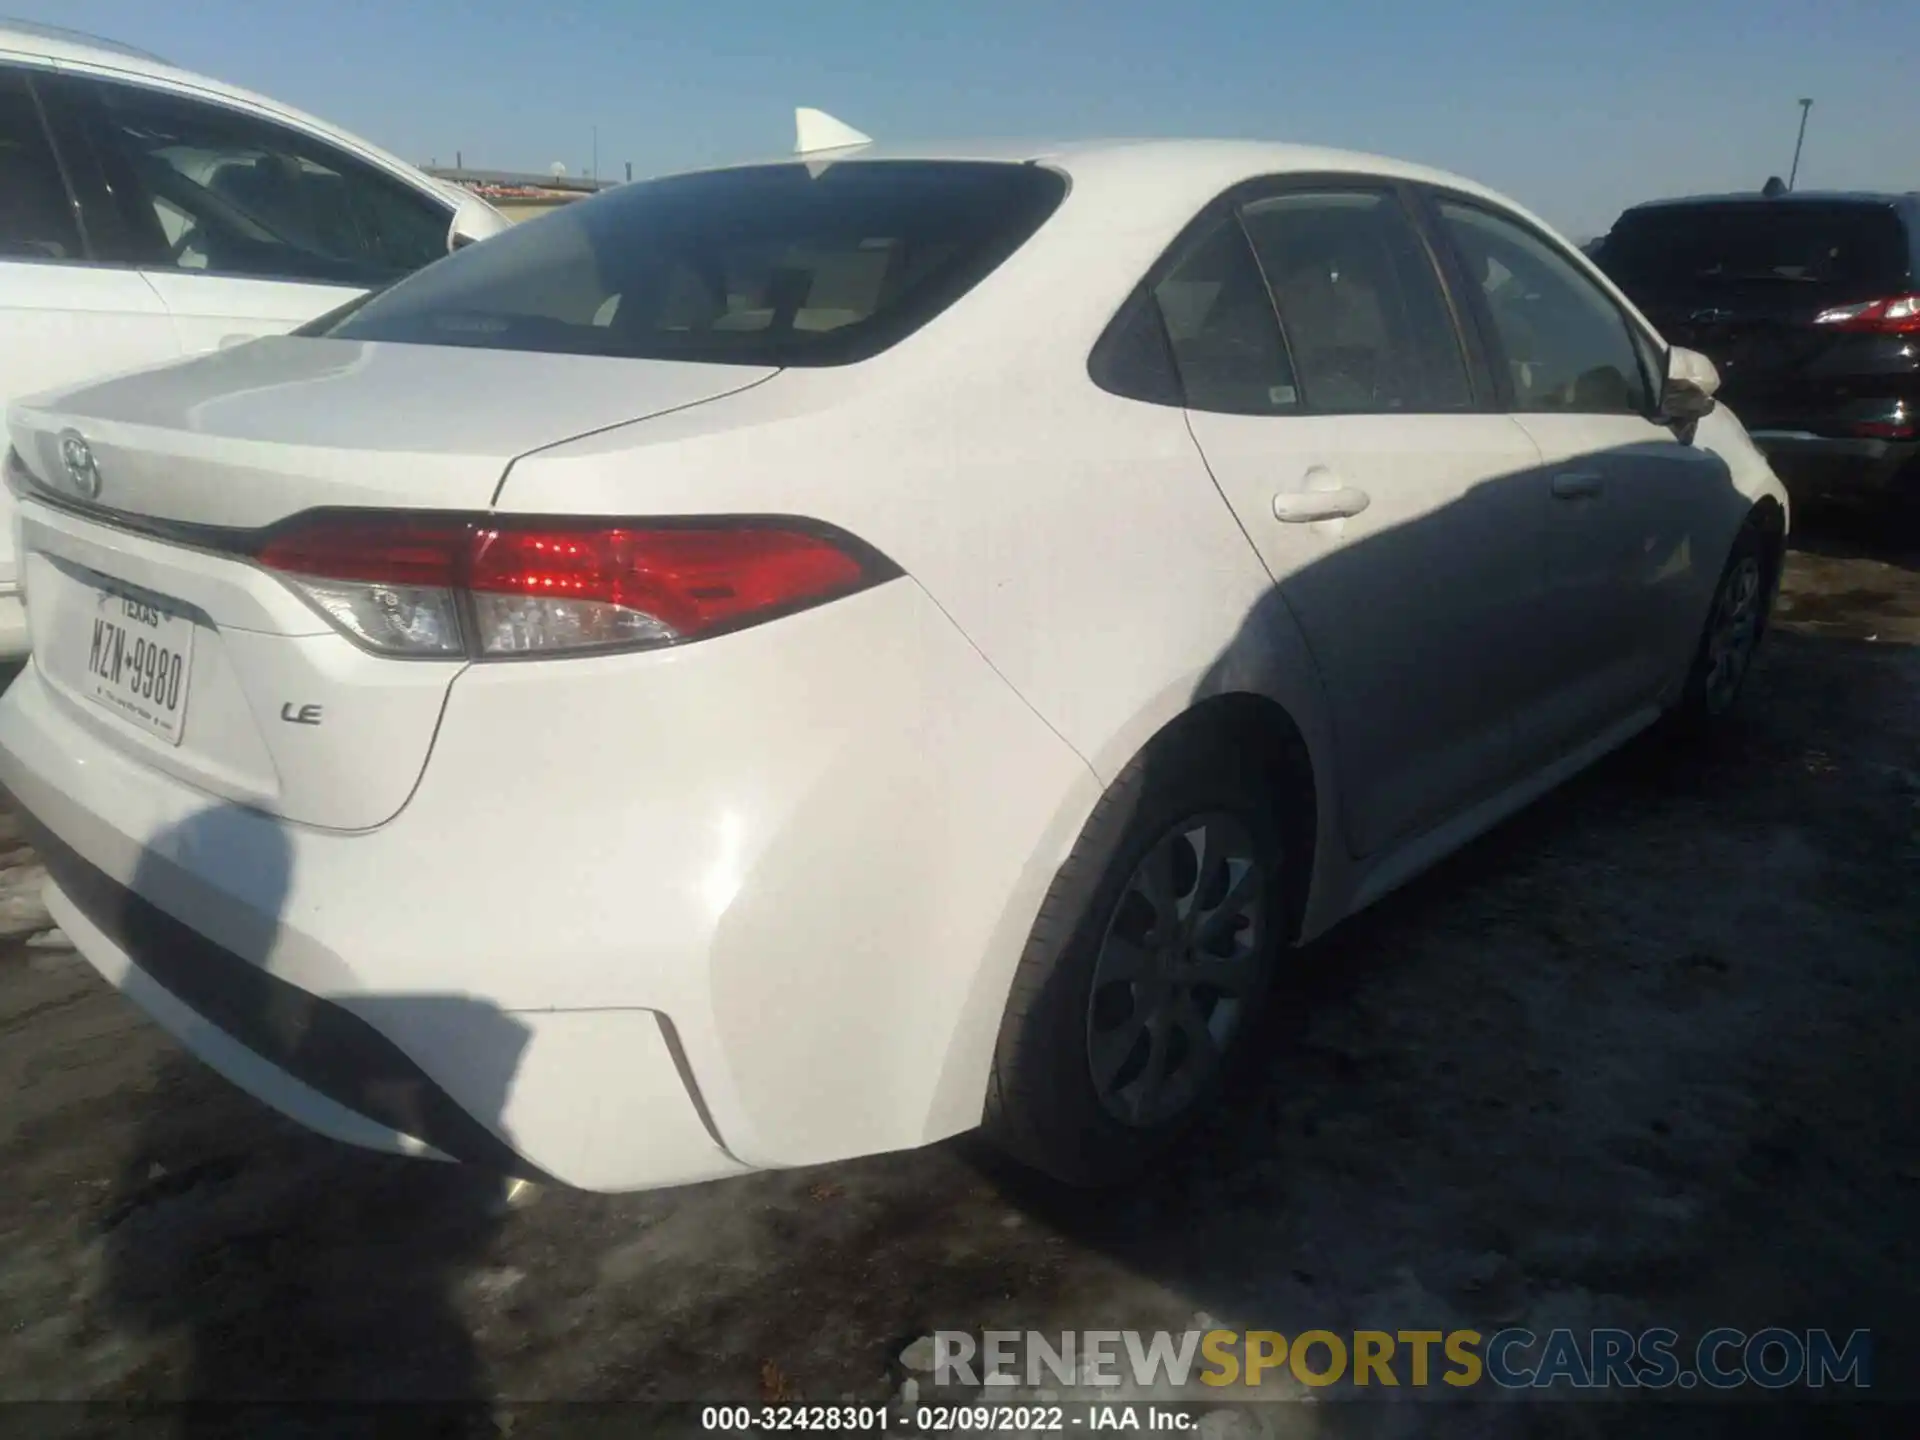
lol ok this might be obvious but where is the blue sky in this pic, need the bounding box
[22,0,1920,238]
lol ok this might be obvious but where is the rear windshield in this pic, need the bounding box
[313,161,1068,366]
[1597,202,1911,302]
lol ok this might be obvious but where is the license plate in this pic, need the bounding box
[79,584,194,745]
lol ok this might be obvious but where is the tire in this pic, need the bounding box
[982,719,1290,1186]
[1670,513,1773,732]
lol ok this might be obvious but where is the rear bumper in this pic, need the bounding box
[27,811,551,1179]
[0,578,1098,1191]
[22,804,751,1191]
[1747,431,1918,498]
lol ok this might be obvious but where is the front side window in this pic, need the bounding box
[318,161,1068,366]
[1437,199,1651,415]
[0,68,81,261]
[1241,189,1471,414]
[73,77,450,286]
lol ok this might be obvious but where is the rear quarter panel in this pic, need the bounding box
[496,158,1363,953]
[498,362,1355,1150]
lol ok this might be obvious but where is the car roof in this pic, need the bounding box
[0,18,172,69]
[709,136,1497,188]
[676,136,1541,231]
[0,18,348,130]
[1620,190,1917,214]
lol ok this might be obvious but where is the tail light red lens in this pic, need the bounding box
[252,513,893,659]
[256,516,469,587]
[1810,294,1920,334]
[466,525,868,654]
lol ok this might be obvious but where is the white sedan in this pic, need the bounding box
[0,132,1787,1192]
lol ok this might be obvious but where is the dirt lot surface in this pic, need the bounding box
[1,517,1915,1438]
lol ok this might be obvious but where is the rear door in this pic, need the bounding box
[0,64,177,396]
[0,63,176,598]
[1160,179,1552,858]
[40,68,456,352]
[1427,193,1732,758]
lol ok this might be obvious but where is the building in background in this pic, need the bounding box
[426,167,616,223]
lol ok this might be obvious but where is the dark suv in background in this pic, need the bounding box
[1589,191,1920,512]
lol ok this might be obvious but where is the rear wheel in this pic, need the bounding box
[983,722,1289,1185]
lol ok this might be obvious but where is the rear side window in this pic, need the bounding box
[58,75,451,285]
[1599,202,1911,304]
[1240,190,1471,413]
[0,68,80,261]
[1139,212,1297,414]
[1087,284,1184,406]
[320,161,1068,366]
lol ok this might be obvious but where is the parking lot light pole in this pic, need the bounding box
[1788,98,1813,190]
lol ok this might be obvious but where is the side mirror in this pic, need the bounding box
[447,193,509,253]
[1660,345,1720,422]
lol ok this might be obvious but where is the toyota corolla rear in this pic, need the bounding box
[0,157,1099,1191]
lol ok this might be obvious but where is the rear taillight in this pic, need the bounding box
[256,515,470,656]
[1810,294,1920,334]
[1848,399,1916,440]
[253,513,893,659]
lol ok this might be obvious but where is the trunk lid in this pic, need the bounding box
[6,337,775,830]
[8,336,775,527]
[1649,295,1839,419]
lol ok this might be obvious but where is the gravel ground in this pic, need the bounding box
[0,518,1915,1439]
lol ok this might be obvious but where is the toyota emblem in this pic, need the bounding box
[58,430,101,501]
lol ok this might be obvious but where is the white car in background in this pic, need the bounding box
[0,20,507,655]
[0,126,1788,1193]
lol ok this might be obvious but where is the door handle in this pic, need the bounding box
[1551,471,1604,500]
[1273,486,1371,523]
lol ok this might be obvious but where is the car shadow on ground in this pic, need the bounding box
[73,803,526,1438]
[95,1066,507,1438]
[953,484,1920,1434]
[966,626,1918,1436]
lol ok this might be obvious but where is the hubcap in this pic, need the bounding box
[1704,555,1763,714]
[1086,812,1268,1128]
